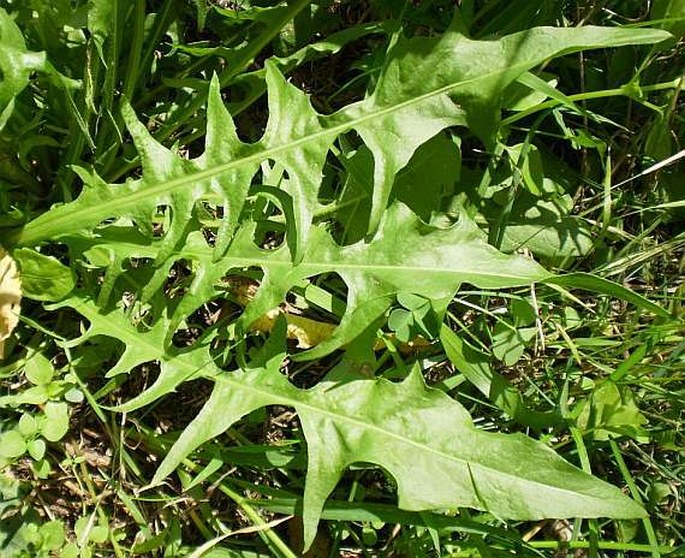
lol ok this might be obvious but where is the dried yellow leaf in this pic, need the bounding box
[0,247,22,359]
[250,308,337,349]
[285,314,337,349]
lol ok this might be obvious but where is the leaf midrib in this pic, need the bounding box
[220,255,548,283]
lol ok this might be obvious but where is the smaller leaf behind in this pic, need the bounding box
[12,248,75,302]
[0,8,47,116]
[441,325,561,429]
[15,26,670,256]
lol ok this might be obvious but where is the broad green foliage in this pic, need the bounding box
[3,4,674,553]
[334,25,670,234]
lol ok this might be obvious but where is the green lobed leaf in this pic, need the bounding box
[151,323,645,550]
[7,19,671,555]
[334,24,671,234]
[227,201,550,362]
[15,25,670,252]
[49,294,169,379]
[52,201,549,412]
[47,294,211,414]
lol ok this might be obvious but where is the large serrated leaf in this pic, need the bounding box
[330,24,671,233]
[57,200,548,412]
[150,322,645,550]
[16,25,670,252]
[226,201,551,361]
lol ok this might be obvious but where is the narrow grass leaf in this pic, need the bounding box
[545,273,671,318]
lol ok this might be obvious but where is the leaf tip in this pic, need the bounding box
[208,72,221,97]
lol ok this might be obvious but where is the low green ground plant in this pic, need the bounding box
[0,1,683,556]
